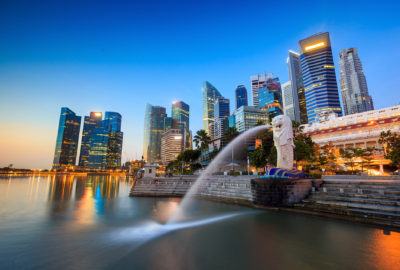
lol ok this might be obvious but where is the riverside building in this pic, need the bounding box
[302,105,400,172]
[52,107,81,169]
[233,106,269,133]
[161,129,185,165]
[78,112,102,168]
[143,104,166,163]
[299,32,342,123]
[258,77,283,119]
[214,97,230,138]
[339,48,374,115]
[88,112,123,170]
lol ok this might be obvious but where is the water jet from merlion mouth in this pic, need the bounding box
[168,124,271,223]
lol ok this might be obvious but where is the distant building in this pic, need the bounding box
[258,77,283,119]
[214,97,230,138]
[250,73,273,107]
[172,101,190,129]
[282,81,296,121]
[228,115,236,128]
[339,48,374,115]
[88,112,123,170]
[234,106,269,133]
[235,85,248,109]
[78,112,102,167]
[299,32,342,123]
[52,107,81,169]
[161,129,185,165]
[143,104,166,163]
[287,50,307,123]
[202,81,222,134]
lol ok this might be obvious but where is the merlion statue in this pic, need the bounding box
[272,115,294,170]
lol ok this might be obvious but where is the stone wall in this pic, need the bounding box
[130,175,314,207]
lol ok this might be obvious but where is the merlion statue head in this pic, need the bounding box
[272,115,294,146]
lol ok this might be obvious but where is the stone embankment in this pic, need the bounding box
[294,175,400,228]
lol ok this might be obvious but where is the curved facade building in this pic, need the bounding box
[299,32,342,123]
[202,81,222,134]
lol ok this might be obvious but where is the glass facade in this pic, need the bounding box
[299,32,343,123]
[250,73,273,107]
[52,107,81,169]
[214,97,230,138]
[143,104,166,163]
[287,50,308,123]
[339,48,374,115]
[258,77,283,119]
[78,112,102,167]
[228,115,236,128]
[202,81,222,134]
[172,101,190,130]
[88,112,123,170]
[235,85,248,109]
[233,106,269,133]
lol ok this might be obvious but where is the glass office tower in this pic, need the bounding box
[250,73,273,107]
[287,50,308,123]
[299,32,342,123]
[235,85,248,109]
[202,81,222,134]
[78,112,102,167]
[52,107,81,169]
[258,77,283,119]
[143,104,166,163]
[88,112,123,170]
[214,97,230,138]
[172,101,190,129]
[339,48,374,115]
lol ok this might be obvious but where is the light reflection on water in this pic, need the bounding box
[0,176,400,270]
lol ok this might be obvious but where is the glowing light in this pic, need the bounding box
[174,136,182,140]
[94,112,102,117]
[305,42,325,51]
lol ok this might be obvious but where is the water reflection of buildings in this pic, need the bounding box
[48,175,75,201]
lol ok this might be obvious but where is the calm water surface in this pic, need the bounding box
[0,175,399,270]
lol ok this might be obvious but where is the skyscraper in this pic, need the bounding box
[282,81,296,121]
[339,48,374,115]
[250,73,273,107]
[52,107,81,169]
[202,81,222,134]
[172,101,190,129]
[258,77,283,119]
[233,106,269,133]
[161,128,185,165]
[235,85,248,109]
[299,32,342,123]
[78,112,102,167]
[214,97,230,138]
[287,50,308,123]
[143,104,166,163]
[88,112,123,170]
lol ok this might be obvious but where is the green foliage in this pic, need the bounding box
[166,149,201,174]
[249,147,266,169]
[193,129,211,150]
[379,130,400,167]
[255,120,267,126]
[294,133,315,163]
[267,146,277,166]
[224,127,239,144]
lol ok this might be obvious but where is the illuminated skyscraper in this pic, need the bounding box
[339,48,374,115]
[282,81,296,121]
[251,73,273,107]
[202,81,222,134]
[143,104,166,163]
[287,50,308,123]
[299,32,342,123]
[233,106,269,133]
[172,101,189,129]
[87,112,123,170]
[161,128,185,165]
[235,85,248,109]
[78,112,102,167]
[52,107,81,169]
[258,77,283,119]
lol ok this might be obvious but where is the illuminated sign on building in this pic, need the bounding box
[305,42,325,51]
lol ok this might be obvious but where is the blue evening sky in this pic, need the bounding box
[1,0,400,168]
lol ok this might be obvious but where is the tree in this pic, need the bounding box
[339,147,359,173]
[358,147,376,174]
[224,127,240,144]
[193,129,211,150]
[255,120,266,126]
[293,133,315,169]
[379,131,400,168]
[249,146,266,170]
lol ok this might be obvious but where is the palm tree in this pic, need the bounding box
[224,127,239,144]
[193,129,211,150]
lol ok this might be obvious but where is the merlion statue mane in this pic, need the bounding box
[272,115,294,170]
